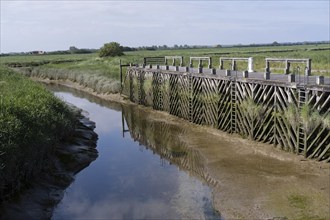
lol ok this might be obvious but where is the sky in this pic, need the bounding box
[0,0,329,53]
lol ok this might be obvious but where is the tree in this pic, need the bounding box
[69,46,78,53]
[272,41,279,46]
[99,42,124,57]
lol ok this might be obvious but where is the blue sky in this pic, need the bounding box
[0,0,329,53]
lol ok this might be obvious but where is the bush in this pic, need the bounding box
[99,42,124,57]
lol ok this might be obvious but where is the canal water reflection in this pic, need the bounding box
[48,84,221,220]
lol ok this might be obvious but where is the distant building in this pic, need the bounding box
[29,51,46,55]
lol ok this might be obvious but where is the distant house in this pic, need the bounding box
[29,51,46,55]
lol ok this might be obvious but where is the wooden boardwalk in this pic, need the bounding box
[122,64,330,162]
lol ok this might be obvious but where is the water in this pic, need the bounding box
[48,85,221,220]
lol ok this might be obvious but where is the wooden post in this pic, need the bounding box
[120,59,123,92]
[198,59,202,68]
[285,61,290,74]
[264,72,270,80]
[316,76,324,85]
[242,71,249,78]
[248,57,254,73]
[265,61,270,73]
[232,60,236,71]
[220,59,224,70]
[306,59,312,76]
[273,86,277,147]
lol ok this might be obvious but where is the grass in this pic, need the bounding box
[284,104,300,129]
[240,98,263,120]
[287,194,325,220]
[300,104,323,134]
[0,66,77,202]
[1,44,329,79]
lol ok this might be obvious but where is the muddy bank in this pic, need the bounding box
[33,79,330,219]
[0,109,98,219]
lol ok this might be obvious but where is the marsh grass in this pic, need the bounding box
[322,114,330,129]
[0,66,77,202]
[284,104,300,129]
[17,67,121,94]
[300,104,323,134]
[284,103,326,135]
[239,98,264,139]
[240,98,263,120]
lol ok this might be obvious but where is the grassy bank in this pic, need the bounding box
[0,66,78,202]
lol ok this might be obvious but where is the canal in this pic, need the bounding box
[1,83,328,219]
[48,84,221,219]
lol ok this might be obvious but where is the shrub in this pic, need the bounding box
[99,42,124,58]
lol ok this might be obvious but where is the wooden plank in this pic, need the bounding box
[308,132,330,159]
[124,67,330,162]
[255,109,274,140]
[277,117,295,151]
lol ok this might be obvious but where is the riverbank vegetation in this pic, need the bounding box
[0,66,78,202]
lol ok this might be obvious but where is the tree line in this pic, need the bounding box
[1,40,328,57]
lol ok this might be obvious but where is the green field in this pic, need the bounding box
[1,44,329,84]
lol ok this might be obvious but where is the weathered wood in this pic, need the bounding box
[308,132,330,159]
[124,66,330,162]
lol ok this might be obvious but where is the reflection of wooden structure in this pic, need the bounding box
[122,105,219,187]
[122,63,330,162]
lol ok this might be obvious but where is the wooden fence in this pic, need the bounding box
[122,66,330,162]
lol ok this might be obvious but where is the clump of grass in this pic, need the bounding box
[239,98,264,139]
[240,97,263,120]
[288,194,309,209]
[322,114,330,129]
[300,104,322,134]
[284,104,300,129]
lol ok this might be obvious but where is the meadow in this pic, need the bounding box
[1,44,329,94]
